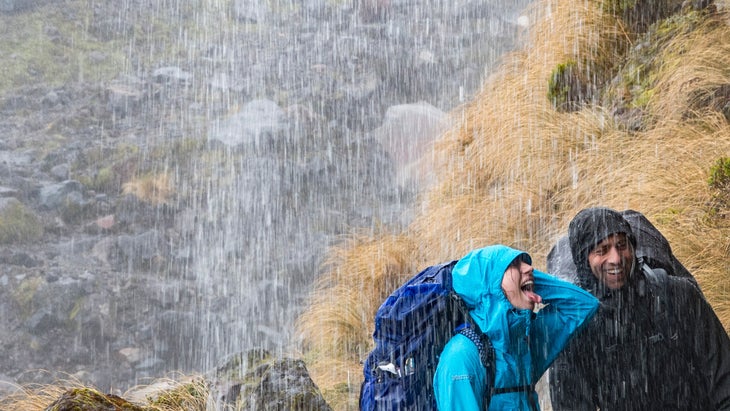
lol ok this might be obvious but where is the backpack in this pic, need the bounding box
[546,209,695,284]
[359,261,495,410]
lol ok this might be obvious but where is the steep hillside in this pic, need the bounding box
[297,0,730,409]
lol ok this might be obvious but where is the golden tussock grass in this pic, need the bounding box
[296,1,730,408]
[650,14,730,122]
[296,233,416,357]
[122,172,174,205]
[0,378,80,411]
[0,373,208,411]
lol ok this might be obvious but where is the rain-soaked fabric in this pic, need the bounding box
[433,245,599,411]
[549,262,730,410]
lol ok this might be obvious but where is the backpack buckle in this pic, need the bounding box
[377,361,401,377]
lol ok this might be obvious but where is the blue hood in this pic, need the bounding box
[452,245,532,354]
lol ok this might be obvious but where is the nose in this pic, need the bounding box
[606,245,621,264]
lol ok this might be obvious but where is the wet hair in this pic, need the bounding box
[508,252,532,269]
[568,207,637,289]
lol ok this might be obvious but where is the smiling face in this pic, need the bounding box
[501,259,542,310]
[587,233,634,290]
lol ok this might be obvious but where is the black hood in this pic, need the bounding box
[568,207,638,290]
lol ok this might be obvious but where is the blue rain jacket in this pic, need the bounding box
[433,245,599,411]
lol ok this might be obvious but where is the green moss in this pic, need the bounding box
[600,0,638,15]
[707,157,730,217]
[148,137,205,170]
[547,60,585,111]
[0,4,127,94]
[72,143,141,195]
[0,200,43,244]
[69,297,85,321]
[59,196,92,225]
[709,157,730,189]
[12,276,44,317]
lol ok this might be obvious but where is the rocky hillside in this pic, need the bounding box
[0,0,531,400]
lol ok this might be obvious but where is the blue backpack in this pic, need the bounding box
[359,261,495,410]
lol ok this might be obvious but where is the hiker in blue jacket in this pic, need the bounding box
[433,244,599,411]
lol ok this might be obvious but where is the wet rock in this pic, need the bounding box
[42,90,60,107]
[0,186,19,197]
[49,164,70,181]
[370,101,450,186]
[152,66,192,86]
[110,229,164,271]
[0,0,43,13]
[0,250,42,267]
[233,0,270,23]
[106,81,144,118]
[38,180,84,210]
[25,307,65,335]
[208,99,288,148]
[211,350,332,411]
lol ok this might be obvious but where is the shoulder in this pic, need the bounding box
[661,271,703,298]
[441,333,480,359]
[437,334,482,375]
[642,265,700,295]
[642,266,709,319]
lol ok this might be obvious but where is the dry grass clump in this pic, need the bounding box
[0,374,208,411]
[122,172,174,205]
[297,1,730,409]
[0,379,78,411]
[127,376,208,411]
[649,13,730,121]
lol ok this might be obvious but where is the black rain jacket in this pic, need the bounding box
[549,263,730,410]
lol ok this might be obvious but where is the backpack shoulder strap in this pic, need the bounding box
[640,260,677,344]
[450,292,495,410]
[450,291,541,411]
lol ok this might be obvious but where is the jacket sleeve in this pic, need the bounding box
[530,270,599,375]
[433,334,486,411]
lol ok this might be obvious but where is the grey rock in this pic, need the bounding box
[152,66,192,85]
[211,350,332,411]
[49,164,69,181]
[208,99,288,148]
[232,0,269,23]
[0,0,41,12]
[39,180,84,210]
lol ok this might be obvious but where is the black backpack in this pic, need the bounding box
[359,261,495,410]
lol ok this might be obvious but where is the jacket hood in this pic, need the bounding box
[452,245,532,352]
[568,207,637,290]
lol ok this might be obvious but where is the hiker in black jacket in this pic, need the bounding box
[548,207,730,411]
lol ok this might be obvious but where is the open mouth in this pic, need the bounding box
[520,280,543,307]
